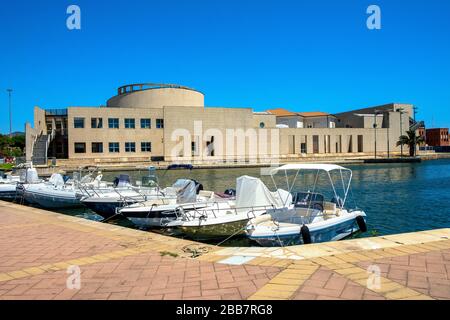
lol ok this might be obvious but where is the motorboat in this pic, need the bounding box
[245,164,367,246]
[0,171,20,201]
[118,178,224,228]
[19,170,105,209]
[165,175,291,240]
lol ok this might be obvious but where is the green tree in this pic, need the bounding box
[397,129,425,157]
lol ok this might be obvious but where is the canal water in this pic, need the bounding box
[57,159,450,246]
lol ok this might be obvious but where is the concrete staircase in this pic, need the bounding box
[31,134,48,165]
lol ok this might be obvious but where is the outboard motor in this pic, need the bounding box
[113,177,119,187]
[192,180,203,194]
[224,188,236,196]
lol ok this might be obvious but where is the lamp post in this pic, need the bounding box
[7,89,13,137]
[373,112,378,159]
[398,108,405,157]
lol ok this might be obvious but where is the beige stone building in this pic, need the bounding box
[25,83,416,166]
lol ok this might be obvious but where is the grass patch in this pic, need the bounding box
[160,251,179,258]
[0,163,13,170]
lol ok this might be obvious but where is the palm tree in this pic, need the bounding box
[397,129,425,157]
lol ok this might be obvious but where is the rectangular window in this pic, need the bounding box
[206,136,215,156]
[140,118,151,129]
[313,135,319,153]
[74,118,85,129]
[108,118,119,129]
[191,136,199,156]
[125,118,135,129]
[91,142,103,153]
[109,142,120,153]
[125,142,136,152]
[288,135,295,154]
[74,142,86,153]
[357,135,364,153]
[348,135,353,153]
[91,118,103,129]
[300,142,307,154]
[156,119,164,129]
[141,142,152,152]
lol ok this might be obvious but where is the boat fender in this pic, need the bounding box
[301,225,312,244]
[355,215,367,232]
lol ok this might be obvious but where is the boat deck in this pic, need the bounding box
[0,200,449,300]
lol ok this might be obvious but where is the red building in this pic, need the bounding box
[426,128,449,147]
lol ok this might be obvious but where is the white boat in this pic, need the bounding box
[0,172,20,201]
[165,175,291,240]
[119,179,227,228]
[245,164,367,246]
[20,171,105,209]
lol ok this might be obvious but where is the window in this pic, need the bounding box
[191,136,199,156]
[206,136,215,156]
[91,118,103,129]
[109,142,119,153]
[347,135,353,153]
[140,118,151,129]
[259,122,265,129]
[156,119,164,129]
[108,118,119,129]
[288,135,295,154]
[313,135,319,153]
[300,142,307,154]
[357,135,364,153]
[74,118,85,128]
[74,142,86,153]
[141,142,151,152]
[125,142,135,152]
[125,118,135,129]
[91,142,103,153]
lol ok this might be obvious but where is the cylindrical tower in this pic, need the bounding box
[106,83,204,109]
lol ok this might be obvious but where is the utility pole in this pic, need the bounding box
[412,106,418,157]
[7,89,13,137]
[373,112,378,159]
[398,108,404,158]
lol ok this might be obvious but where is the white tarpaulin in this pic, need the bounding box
[235,175,289,209]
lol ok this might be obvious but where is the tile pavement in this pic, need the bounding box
[1,201,450,300]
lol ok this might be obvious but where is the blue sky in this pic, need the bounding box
[1,0,450,133]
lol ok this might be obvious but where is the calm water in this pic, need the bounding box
[57,159,450,245]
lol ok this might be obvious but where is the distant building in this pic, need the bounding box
[425,128,449,147]
[25,83,419,166]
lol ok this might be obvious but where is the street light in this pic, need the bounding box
[7,89,13,137]
[397,108,406,158]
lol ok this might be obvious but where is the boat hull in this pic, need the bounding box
[178,218,248,240]
[248,215,366,246]
[0,186,17,201]
[23,190,81,209]
[81,200,139,219]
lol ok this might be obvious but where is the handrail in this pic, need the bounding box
[117,83,199,95]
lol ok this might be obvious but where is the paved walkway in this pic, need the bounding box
[0,200,449,300]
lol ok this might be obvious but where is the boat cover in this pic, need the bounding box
[172,179,197,204]
[235,175,288,209]
[21,168,39,183]
[49,173,65,186]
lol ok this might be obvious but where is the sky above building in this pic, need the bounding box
[1,0,449,133]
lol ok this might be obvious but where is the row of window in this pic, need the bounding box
[74,142,152,154]
[73,117,164,129]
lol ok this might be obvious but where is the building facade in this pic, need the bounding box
[25,83,417,166]
[425,128,449,147]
